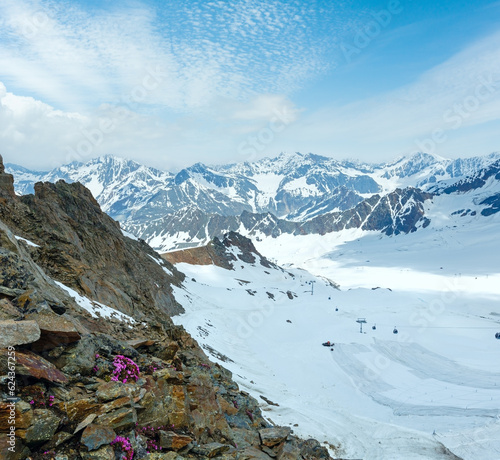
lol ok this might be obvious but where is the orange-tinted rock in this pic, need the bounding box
[127,338,156,348]
[156,340,180,361]
[259,427,291,447]
[186,374,231,438]
[156,367,184,385]
[59,398,100,423]
[97,396,132,415]
[218,396,238,416]
[0,401,33,433]
[159,430,193,451]
[161,385,189,428]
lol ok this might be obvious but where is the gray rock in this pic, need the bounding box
[81,424,116,451]
[276,441,300,460]
[192,442,231,458]
[24,409,60,445]
[96,381,132,402]
[80,445,115,460]
[0,320,40,348]
[259,427,291,447]
[96,407,137,430]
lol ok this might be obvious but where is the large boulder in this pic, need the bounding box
[259,427,291,447]
[0,320,40,348]
[27,309,81,351]
[159,430,193,451]
[0,349,67,384]
[24,409,60,445]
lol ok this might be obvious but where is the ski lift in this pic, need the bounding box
[393,327,398,334]
[495,332,500,339]
[372,324,376,330]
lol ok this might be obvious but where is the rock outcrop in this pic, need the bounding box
[162,232,274,270]
[0,155,332,459]
[0,154,15,199]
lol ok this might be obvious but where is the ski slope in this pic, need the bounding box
[171,206,500,459]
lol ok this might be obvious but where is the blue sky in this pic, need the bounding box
[0,0,499,171]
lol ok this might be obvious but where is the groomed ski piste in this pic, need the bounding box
[171,196,500,460]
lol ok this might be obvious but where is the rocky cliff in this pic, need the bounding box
[0,154,332,460]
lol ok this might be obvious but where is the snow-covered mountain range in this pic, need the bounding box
[6,151,500,252]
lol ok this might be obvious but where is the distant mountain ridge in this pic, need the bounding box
[6,151,500,251]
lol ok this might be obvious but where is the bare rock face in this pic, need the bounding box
[162,231,275,270]
[0,154,15,199]
[0,160,184,323]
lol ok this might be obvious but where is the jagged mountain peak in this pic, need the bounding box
[6,150,500,252]
[387,151,449,167]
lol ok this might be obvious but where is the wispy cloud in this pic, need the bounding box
[288,29,500,160]
[0,0,356,112]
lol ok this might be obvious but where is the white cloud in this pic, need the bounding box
[0,81,301,171]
